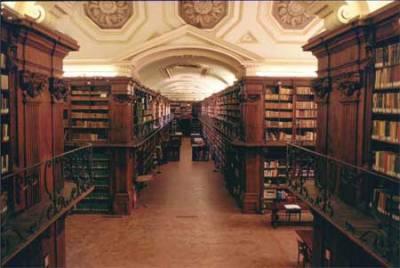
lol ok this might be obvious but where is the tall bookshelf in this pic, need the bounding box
[200,78,315,212]
[64,79,113,213]
[1,46,12,177]
[65,82,111,144]
[302,3,400,266]
[64,78,172,214]
[263,80,316,211]
[369,35,400,222]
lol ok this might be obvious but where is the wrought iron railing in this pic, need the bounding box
[1,145,95,265]
[287,143,399,266]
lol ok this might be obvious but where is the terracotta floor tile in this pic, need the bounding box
[66,138,300,268]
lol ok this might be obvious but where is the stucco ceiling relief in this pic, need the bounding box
[272,1,315,30]
[179,1,228,29]
[84,1,133,29]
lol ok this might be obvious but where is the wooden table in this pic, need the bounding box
[296,229,313,252]
[271,201,309,227]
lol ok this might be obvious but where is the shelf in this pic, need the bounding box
[371,137,400,146]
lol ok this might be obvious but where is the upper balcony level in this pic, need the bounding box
[287,143,399,267]
[1,146,95,265]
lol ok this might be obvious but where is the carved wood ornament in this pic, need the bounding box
[238,82,261,103]
[335,72,362,97]
[20,71,48,98]
[49,77,70,101]
[113,94,135,104]
[311,77,331,99]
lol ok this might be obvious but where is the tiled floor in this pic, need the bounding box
[66,138,299,268]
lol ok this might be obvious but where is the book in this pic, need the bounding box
[1,75,9,90]
[373,189,400,221]
[372,93,400,114]
[372,120,400,143]
[2,124,9,142]
[373,151,400,178]
[0,53,5,69]
[296,101,317,109]
[296,87,313,95]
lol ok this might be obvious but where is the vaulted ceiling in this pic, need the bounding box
[2,1,393,100]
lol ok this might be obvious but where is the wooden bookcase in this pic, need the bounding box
[0,38,13,178]
[64,78,171,214]
[262,79,316,211]
[65,80,111,143]
[0,7,79,267]
[302,2,399,266]
[200,78,315,213]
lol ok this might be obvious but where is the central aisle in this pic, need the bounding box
[66,138,298,268]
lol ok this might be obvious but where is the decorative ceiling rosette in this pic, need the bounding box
[272,1,315,30]
[84,1,133,29]
[179,1,228,29]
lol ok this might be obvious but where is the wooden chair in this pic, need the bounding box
[297,240,311,268]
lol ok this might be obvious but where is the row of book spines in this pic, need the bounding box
[1,74,9,90]
[372,120,400,143]
[265,87,313,95]
[1,154,9,174]
[264,189,289,200]
[264,170,285,177]
[265,94,292,101]
[372,93,400,113]
[296,132,316,141]
[2,124,10,142]
[265,103,293,109]
[71,91,109,97]
[375,43,400,67]
[297,120,317,128]
[372,189,400,221]
[265,120,316,128]
[71,105,109,110]
[265,111,292,118]
[265,131,315,141]
[373,151,400,179]
[71,112,109,119]
[264,160,285,169]
[296,102,317,109]
[70,121,110,128]
[296,110,317,118]
[265,131,292,141]
[374,65,400,89]
[70,133,108,141]
[266,121,292,128]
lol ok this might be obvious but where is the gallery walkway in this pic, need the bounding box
[66,138,299,267]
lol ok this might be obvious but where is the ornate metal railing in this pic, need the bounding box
[287,143,399,266]
[1,145,95,265]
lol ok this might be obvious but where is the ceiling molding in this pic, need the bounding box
[116,25,262,62]
[256,1,324,44]
[66,1,147,42]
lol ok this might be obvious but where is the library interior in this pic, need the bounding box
[0,1,399,267]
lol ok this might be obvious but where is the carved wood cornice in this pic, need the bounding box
[49,77,70,102]
[239,81,261,103]
[113,94,135,104]
[20,71,48,99]
[311,77,331,99]
[6,45,18,70]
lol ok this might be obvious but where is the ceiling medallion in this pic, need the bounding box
[84,1,133,29]
[179,1,228,29]
[272,1,315,30]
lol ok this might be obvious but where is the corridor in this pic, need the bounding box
[66,138,299,268]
